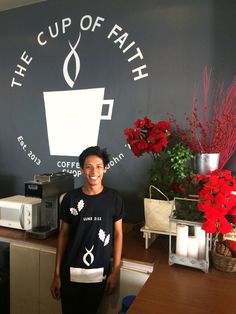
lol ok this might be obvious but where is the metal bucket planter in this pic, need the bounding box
[195,153,220,174]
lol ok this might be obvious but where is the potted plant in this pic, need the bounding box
[169,66,236,171]
[124,116,194,199]
[124,116,195,232]
[195,169,236,271]
[144,142,194,200]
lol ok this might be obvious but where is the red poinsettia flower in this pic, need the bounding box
[148,130,162,143]
[201,219,218,233]
[156,121,170,131]
[124,128,141,140]
[130,144,141,157]
[150,142,165,153]
[135,116,154,129]
[217,216,233,234]
[228,240,236,254]
[134,118,145,128]
[136,139,149,152]
[202,216,232,234]
[196,169,236,235]
[124,116,171,158]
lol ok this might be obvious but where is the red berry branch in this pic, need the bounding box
[169,67,236,168]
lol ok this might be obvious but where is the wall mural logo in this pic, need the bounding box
[43,32,114,156]
[11,15,149,176]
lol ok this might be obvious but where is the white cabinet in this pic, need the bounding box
[10,242,150,314]
[39,249,62,314]
[10,243,61,314]
[10,244,39,314]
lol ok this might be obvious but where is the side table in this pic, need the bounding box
[140,226,170,249]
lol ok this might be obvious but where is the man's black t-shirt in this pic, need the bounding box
[60,186,123,283]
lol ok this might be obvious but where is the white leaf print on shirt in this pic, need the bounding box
[98,229,110,247]
[77,199,85,212]
[104,234,110,247]
[98,229,105,242]
[70,207,78,216]
[70,199,84,216]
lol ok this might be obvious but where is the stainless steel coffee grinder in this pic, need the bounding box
[24,172,74,239]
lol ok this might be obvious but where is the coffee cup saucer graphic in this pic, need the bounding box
[43,88,113,156]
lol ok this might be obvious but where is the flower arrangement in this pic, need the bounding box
[124,117,194,199]
[195,169,236,256]
[124,116,171,158]
[169,67,236,168]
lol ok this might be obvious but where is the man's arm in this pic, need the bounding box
[51,221,70,299]
[105,219,123,295]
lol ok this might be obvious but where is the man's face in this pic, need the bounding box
[81,155,106,187]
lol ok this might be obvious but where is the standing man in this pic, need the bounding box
[51,146,123,314]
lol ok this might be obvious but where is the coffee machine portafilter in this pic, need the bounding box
[24,172,74,239]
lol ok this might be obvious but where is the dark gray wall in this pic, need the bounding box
[0,0,236,222]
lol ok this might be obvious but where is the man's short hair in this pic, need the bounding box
[79,146,110,168]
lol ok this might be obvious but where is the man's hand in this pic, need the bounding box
[105,269,120,295]
[50,275,61,300]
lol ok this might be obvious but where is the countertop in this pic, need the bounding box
[1,226,236,314]
[125,231,236,314]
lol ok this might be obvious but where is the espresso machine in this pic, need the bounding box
[25,172,74,239]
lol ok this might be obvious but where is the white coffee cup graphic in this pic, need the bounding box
[43,88,113,156]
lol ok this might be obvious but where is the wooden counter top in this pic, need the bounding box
[127,234,236,314]
[1,226,235,314]
[0,226,58,249]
